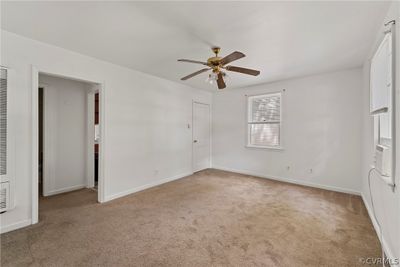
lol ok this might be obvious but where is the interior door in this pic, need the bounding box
[193,102,211,172]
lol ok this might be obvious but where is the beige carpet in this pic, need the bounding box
[1,169,380,266]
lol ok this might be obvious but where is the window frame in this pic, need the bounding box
[246,92,283,150]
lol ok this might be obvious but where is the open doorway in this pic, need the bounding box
[93,92,100,189]
[36,72,103,222]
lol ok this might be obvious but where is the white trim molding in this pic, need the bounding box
[104,172,193,202]
[0,219,32,234]
[31,66,39,224]
[212,166,361,195]
[361,194,396,264]
[31,65,107,226]
[44,184,87,197]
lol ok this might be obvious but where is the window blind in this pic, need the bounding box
[247,93,281,148]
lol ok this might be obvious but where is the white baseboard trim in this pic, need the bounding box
[0,219,32,234]
[212,166,360,195]
[1,173,193,233]
[44,184,86,196]
[104,172,193,202]
[361,193,396,264]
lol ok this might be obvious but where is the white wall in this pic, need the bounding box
[0,30,212,233]
[212,68,363,194]
[361,1,400,261]
[40,74,89,196]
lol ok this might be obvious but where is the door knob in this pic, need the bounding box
[193,140,198,143]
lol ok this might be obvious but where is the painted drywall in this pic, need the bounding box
[1,1,390,90]
[0,30,212,233]
[212,68,363,194]
[361,1,400,261]
[39,74,89,196]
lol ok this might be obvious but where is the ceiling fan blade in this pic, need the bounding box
[217,73,226,89]
[180,68,210,80]
[178,59,208,66]
[225,66,260,76]
[220,51,245,65]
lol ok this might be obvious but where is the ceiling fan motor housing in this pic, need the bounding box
[207,57,222,68]
[208,46,222,70]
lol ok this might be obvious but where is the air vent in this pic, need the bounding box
[0,182,9,212]
[0,68,7,176]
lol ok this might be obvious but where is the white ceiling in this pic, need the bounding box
[1,1,390,91]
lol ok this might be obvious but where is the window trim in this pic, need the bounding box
[246,91,283,150]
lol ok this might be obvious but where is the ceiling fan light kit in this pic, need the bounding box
[178,47,260,90]
[206,71,230,85]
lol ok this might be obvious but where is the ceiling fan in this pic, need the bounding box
[178,47,260,89]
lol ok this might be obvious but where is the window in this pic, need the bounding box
[247,92,282,149]
[370,32,393,148]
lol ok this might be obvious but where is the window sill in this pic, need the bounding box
[246,145,284,150]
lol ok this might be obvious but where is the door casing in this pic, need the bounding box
[31,66,106,225]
